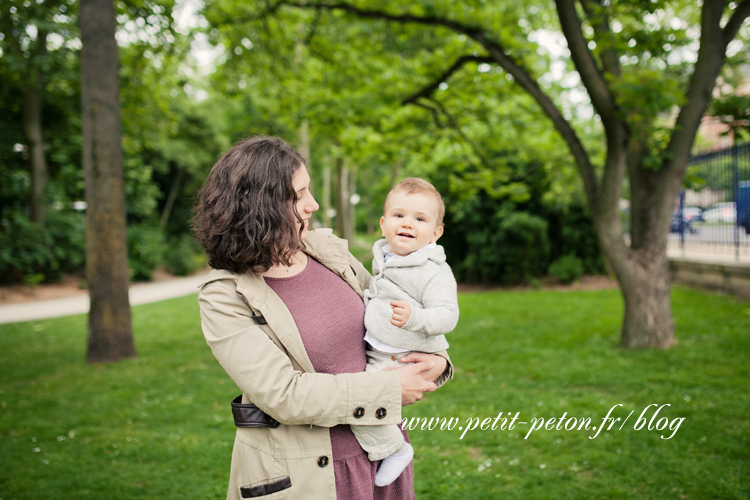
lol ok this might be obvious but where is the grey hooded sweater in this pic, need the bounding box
[363,239,459,352]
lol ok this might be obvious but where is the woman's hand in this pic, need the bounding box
[395,361,437,406]
[399,352,448,383]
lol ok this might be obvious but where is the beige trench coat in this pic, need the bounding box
[199,229,453,500]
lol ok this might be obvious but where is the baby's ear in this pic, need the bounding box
[432,225,444,243]
[380,216,386,236]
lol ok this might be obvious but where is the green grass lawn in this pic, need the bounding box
[0,287,748,499]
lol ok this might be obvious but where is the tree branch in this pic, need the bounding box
[275,1,485,36]
[569,0,629,224]
[412,101,443,128]
[304,7,322,46]
[428,97,492,170]
[723,0,750,45]
[402,55,494,105]
[555,0,617,124]
[667,0,731,182]
[580,0,621,77]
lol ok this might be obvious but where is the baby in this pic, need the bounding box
[352,177,459,486]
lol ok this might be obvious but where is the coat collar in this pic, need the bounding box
[198,229,349,298]
[198,229,354,374]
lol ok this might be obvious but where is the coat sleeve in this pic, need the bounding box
[403,264,459,337]
[348,251,372,291]
[199,280,402,428]
[431,349,453,388]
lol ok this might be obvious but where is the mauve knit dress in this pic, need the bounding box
[265,256,415,500]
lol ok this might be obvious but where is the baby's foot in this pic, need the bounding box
[374,443,414,487]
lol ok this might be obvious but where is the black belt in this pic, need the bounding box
[231,395,280,428]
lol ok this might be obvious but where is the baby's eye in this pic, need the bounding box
[416,217,425,222]
[395,214,404,218]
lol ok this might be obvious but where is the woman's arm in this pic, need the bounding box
[199,280,433,427]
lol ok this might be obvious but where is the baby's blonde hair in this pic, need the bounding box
[386,177,445,227]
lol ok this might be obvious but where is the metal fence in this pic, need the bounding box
[672,141,750,260]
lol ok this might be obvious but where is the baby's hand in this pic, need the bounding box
[390,300,411,327]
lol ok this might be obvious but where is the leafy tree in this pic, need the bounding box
[202,0,603,279]
[221,0,750,348]
[1,0,218,286]
[0,0,78,223]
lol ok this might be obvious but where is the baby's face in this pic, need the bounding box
[380,190,444,256]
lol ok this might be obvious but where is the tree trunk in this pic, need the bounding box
[80,0,136,363]
[389,160,402,191]
[618,251,675,349]
[597,234,676,349]
[298,119,311,171]
[322,156,332,228]
[20,29,49,225]
[597,155,677,349]
[348,163,356,238]
[159,164,184,230]
[334,156,353,241]
[21,89,49,224]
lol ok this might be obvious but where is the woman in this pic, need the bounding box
[193,136,452,500]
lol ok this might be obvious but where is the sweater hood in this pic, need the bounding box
[371,238,446,274]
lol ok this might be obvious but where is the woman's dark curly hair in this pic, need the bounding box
[192,136,306,274]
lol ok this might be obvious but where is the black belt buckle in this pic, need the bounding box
[231,395,280,428]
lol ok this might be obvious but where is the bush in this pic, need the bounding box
[0,211,85,284]
[456,211,550,285]
[548,253,584,284]
[45,210,86,274]
[550,204,606,275]
[127,223,165,281]
[496,212,550,284]
[163,234,205,276]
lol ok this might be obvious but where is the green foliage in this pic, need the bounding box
[609,68,686,135]
[128,226,206,281]
[163,234,206,276]
[548,253,584,284]
[710,94,750,141]
[0,213,53,284]
[45,209,87,272]
[496,212,550,284]
[443,204,550,285]
[418,136,602,285]
[0,211,207,285]
[0,210,85,284]
[127,223,166,282]
[1,0,225,283]
[549,204,606,275]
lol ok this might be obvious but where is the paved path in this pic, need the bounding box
[1,246,747,325]
[0,272,208,325]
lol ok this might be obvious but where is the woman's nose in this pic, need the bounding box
[306,194,319,213]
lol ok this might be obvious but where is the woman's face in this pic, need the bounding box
[292,165,319,240]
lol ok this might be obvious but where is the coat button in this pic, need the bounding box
[353,407,365,418]
[317,455,329,467]
[376,407,387,419]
